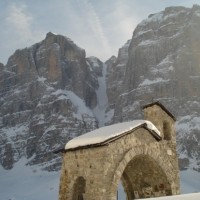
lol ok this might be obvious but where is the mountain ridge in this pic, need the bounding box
[1,5,200,173]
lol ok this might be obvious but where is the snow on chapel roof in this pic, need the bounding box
[65,120,161,150]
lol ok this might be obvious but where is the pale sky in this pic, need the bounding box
[1,0,200,64]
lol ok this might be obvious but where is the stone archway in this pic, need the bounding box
[59,102,180,200]
[121,155,171,199]
[108,144,176,200]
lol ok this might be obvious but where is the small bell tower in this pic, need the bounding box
[143,101,176,142]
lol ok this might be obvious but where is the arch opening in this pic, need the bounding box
[72,176,86,200]
[116,155,172,199]
[117,181,126,200]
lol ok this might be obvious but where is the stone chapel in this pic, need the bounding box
[58,101,180,200]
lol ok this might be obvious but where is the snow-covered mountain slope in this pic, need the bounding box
[87,57,113,126]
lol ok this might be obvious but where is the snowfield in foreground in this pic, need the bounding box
[0,158,59,200]
[0,158,200,200]
[140,193,200,200]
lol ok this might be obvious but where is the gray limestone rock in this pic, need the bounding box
[0,33,98,170]
[110,5,200,171]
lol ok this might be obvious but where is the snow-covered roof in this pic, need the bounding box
[65,120,161,150]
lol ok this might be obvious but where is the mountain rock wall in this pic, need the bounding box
[111,5,200,171]
[1,5,200,172]
[0,33,99,170]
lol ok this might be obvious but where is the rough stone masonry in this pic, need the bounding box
[59,102,180,200]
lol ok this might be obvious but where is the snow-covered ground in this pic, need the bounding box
[180,170,200,193]
[140,193,200,200]
[0,159,200,200]
[0,158,59,200]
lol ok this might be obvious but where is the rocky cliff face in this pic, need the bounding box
[0,32,100,170]
[106,40,131,111]
[1,5,200,172]
[111,5,200,171]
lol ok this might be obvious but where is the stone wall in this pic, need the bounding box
[143,103,176,142]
